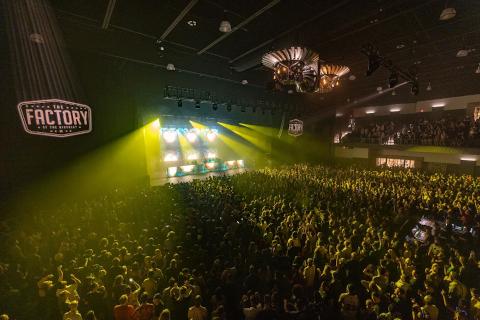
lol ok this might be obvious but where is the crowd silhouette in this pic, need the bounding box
[1,165,479,320]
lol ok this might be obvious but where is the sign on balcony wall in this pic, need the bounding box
[288,119,303,137]
[18,99,92,137]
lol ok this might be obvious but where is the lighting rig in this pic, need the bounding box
[361,43,420,95]
[163,85,302,114]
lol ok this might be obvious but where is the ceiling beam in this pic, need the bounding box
[229,0,351,64]
[197,0,281,55]
[160,0,198,40]
[101,0,117,29]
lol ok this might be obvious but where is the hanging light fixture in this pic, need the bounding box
[475,63,480,74]
[318,64,350,93]
[439,6,456,21]
[166,63,175,71]
[262,47,319,93]
[426,82,432,91]
[219,20,232,33]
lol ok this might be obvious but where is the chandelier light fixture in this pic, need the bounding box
[318,64,350,93]
[262,46,349,94]
[262,46,319,93]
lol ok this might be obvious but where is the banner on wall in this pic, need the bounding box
[17,99,92,137]
[288,119,303,137]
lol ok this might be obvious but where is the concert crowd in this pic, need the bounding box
[342,115,480,147]
[0,165,479,320]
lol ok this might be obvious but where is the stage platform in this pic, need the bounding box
[150,168,249,186]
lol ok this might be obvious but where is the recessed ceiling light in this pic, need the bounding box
[376,86,383,92]
[366,110,376,114]
[456,48,471,57]
[29,33,44,44]
[396,44,405,49]
[187,20,197,27]
[241,80,248,85]
[439,7,456,21]
[390,108,401,112]
[348,74,356,80]
[219,20,232,33]
[166,63,175,71]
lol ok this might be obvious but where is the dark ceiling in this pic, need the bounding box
[50,0,480,109]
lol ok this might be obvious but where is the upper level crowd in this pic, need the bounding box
[341,114,480,147]
[0,165,479,320]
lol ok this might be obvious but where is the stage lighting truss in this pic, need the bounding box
[361,43,419,95]
[161,127,218,143]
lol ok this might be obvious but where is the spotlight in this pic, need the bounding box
[163,130,177,143]
[155,39,165,54]
[181,165,195,173]
[187,152,199,160]
[206,131,217,142]
[206,151,216,159]
[195,100,200,108]
[410,81,419,95]
[177,99,183,107]
[167,167,178,177]
[186,131,197,143]
[388,72,398,88]
[164,153,178,162]
[212,102,218,111]
[226,160,236,168]
[226,103,232,112]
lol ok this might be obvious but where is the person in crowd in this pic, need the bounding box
[187,295,208,320]
[63,300,82,320]
[113,295,135,320]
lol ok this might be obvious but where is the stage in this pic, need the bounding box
[150,168,249,186]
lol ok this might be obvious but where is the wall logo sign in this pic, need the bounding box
[288,119,303,137]
[18,99,92,138]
